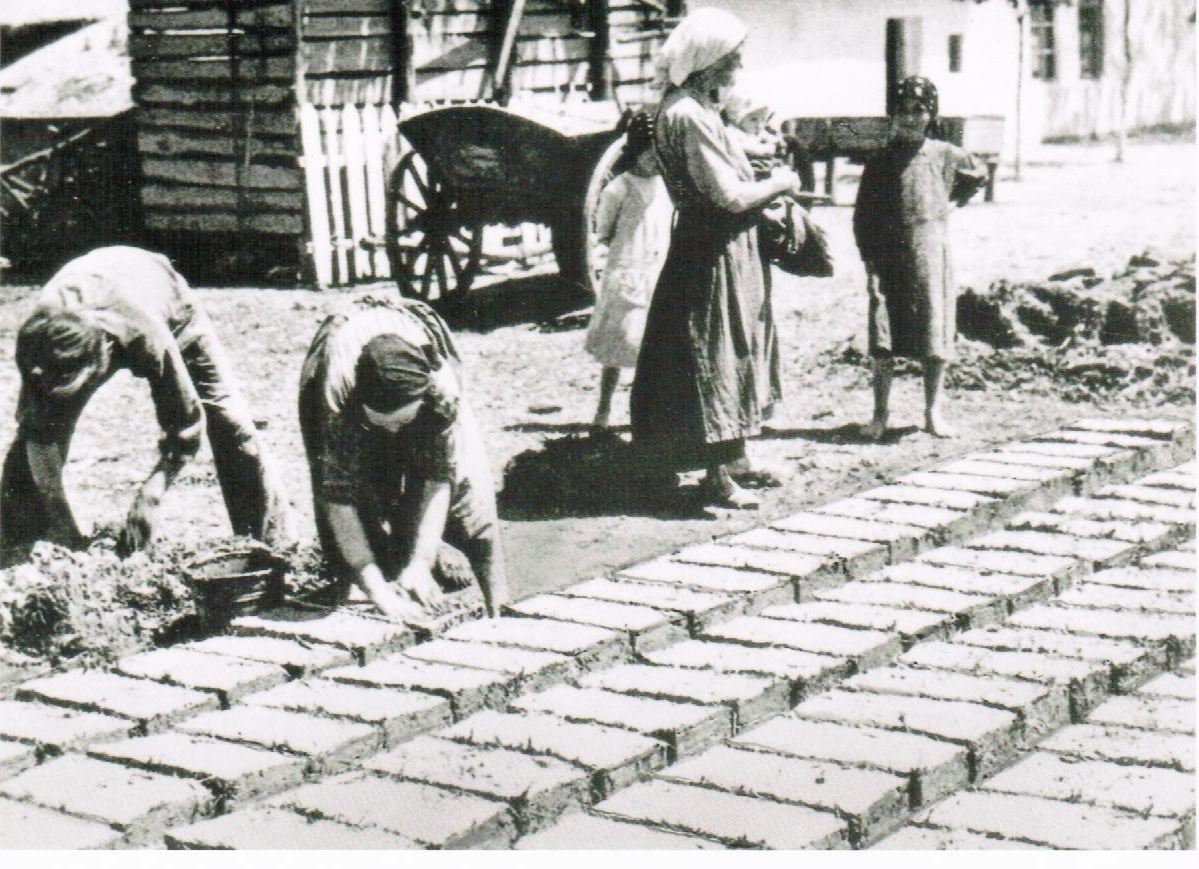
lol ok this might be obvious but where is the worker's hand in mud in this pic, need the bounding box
[370,582,430,626]
[398,562,447,612]
[117,493,160,556]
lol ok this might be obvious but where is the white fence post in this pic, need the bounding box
[299,104,333,289]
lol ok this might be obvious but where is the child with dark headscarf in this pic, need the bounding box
[854,75,988,440]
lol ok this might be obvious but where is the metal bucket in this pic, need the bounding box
[184,548,283,631]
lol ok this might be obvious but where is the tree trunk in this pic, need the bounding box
[1014,10,1026,180]
[1116,0,1132,162]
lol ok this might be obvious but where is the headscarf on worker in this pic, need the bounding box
[893,75,941,136]
[654,6,748,90]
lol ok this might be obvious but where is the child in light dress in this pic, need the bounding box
[585,112,674,430]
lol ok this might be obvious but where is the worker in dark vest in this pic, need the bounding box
[0,246,298,564]
[298,297,508,624]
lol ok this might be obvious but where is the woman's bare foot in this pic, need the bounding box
[700,472,761,509]
[925,413,957,438]
[860,419,888,442]
[729,458,789,489]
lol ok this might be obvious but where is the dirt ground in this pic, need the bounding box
[0,137,1193,601]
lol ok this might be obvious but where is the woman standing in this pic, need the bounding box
[630,8,803,509]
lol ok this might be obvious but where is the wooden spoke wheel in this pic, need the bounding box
[386,150,482,303]
[577,133,628,300]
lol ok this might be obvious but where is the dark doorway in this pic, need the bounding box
[885,17,924,113]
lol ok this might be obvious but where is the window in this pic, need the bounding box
[948,34,963,72]
[1029,0,1057,80]
[1078,0,1104,79]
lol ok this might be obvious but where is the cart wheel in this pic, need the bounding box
[387,151,482,303]
[578,133,628,299]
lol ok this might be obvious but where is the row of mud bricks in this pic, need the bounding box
[0,417,1193,850]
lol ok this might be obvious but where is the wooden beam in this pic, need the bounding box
[587,0,611,100]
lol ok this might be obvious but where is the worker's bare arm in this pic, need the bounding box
[24,440,85,548]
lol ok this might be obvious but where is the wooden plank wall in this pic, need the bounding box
[129,1,305,237]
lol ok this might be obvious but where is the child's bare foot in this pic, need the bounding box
[860,419,888,442]
[700,474,761,509]
[925,413,957,438]
[728,457,789,488]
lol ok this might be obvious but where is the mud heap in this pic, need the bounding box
[952,252,1195,404]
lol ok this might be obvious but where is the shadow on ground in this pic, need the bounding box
[757,422,921,445]
[440,274,593,333]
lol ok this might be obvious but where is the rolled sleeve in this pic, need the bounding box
[681,111,762,214]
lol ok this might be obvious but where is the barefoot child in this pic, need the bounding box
[585,112,673,430]
[853,76,987,439]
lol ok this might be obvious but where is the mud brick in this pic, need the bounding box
[444,617,629,672]
[512,685,732,760]
[643,640,848,702]
[918,546,1080,589]
[671,542,833,589]
[1180,656,1197,675]
[165,807,416,849]
[1001,440,1123,459]
[859,484,1001,515]
[1040,723,1195,773]
[270,773,514,849]
[901,642,1111,719]
[1007,511,1177,548]
[770,512,933,560]
[913,790,1185,849]
[1068,416,1192,441]
[242,678,452,747]
[18,671,218,733]
[1009,604,1196,660]
[727,528,889,579]
[843,666,1069,743]
[762,600,954,647]
[1178,540,1197,551]
[364,735,589,834]
[873,826,1051,850]
[970,529,1140,571]
[442,709,668,797]
[0,701,131,755]
[179,706,378,772]
[1056,582,1194,615]
[699,616,901,671]
[516,812,725,849]
[1038,428,1166,451]
[184,635,354,677]
[815,497,974,543]
[557,578,742,632]
[1099,483,1195,509]
[116,647,288,707]
[984,752,1195,820]
[1088,695,1194,734]
[972,449,1095,472]
[0,797,123,849]
[0,740,35,780]
[734,717,967,806]
[90,732,305,802]
[1142,549,1197,571]
[878,562,1053,611]
[618,558,795,610]
[579,663,789,731]
[231,607,414,663]
[1053,495,1195,528]
[503,595,686,653]
[897,471,1041,502]
[1140,672,1196,700]
[593,779,848,849]
[815,581,1005,628]
[955,626,1164,693]
[662,743,906,845]
[1141,469,1197,491]
[936,458,1073,486]
[0,754,210,844]
[404,640,574,692]
[327,656,514,719]
[794,689,1020,779]
[1088,565,1194,593]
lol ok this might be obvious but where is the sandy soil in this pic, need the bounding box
[0,139,1193,601]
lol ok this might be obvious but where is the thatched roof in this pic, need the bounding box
[0,17,131,118]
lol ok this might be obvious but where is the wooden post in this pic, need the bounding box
[885,17,924,114]
[587,0,611,101]
[392,0,415,104]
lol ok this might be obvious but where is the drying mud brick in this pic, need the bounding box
[1068,417,1192,443]
[0,754,210,844]
[897,471,1041,502]
[815,497,974,543]
[184,635,354,677]
[619,557,798,611]
[699,616,900,670]
[670,543,833,587]
[404,640,574,691]
[443,617,629,671]
[231,608,414,663]
[89,732,306,802]
[165,807,416,849]
[270,773,516,849]
[441,709,668,797]
[971,448,1096,472]
[0,797,123,849]
[593,779,848,849]
[814,581,1006,627]
[1006,511,1177,548]
[512,685,732,760]
[936,459,1073,487]
[643,640,849,702]
[1052,496,1195,528]
[1039,723,1196,773]
[878,562,1054,611]
[659,744,908,846]
[770,512,933,560]
[1142,549,1197,571]
[177,706,379,771]
[727,529,889,579]
[516,812,725,849]
[1055,582,1194,615]
[793,689,1020,779]
[579,663,789,731]
[556,578,742,632]
[1008,605,1196,660]
[1087,565,1195,593]
[873,826,1051,850]
[502,595,686,653]
[918,547,1080,588]
[1140,672,1197,700]
[968,529,1139,570]
[1087,695,1194,734]
[913,790,1185,849]
[326,656,515,718]
[116,647,289,706]
[18,671,218,733]
[858,484,1000,517]
[0,701,131,755]
[1098,484,1195,509]
[1140,470,1198,491]
[0,740,35,780]
[733,717,969,806]
[761,601,954,647]
[1038,428,1167,454]
[241,678,452,747]
[363,735,589,835]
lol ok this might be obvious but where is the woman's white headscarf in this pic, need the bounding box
[655,7,748,89]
